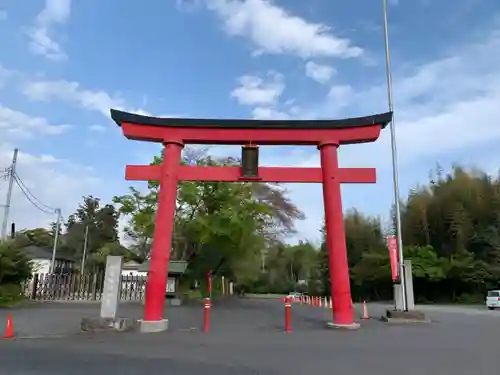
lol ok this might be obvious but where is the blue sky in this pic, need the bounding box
[0,0,499,245]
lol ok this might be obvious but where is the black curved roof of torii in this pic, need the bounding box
[110,109,392,130]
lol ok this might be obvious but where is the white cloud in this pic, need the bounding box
[206,0,363,59]
[323,84,355,114]
[236,21,500,242]
[89,124,106,133]
[0,104,89,234]
[0,72,126,237]
[23,78,150,119]
[263,21,498,174]
[176,0,202,11]
[24,79,119,116]
[0,105,71,138]
[5,4,499,247]
[0,143,100,235]
[231,71,285,106]
[25,0,71,61]
[252,107,290,120]
[0,65,18,88]
[305,61,336,84]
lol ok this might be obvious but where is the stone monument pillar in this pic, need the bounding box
[404,259,416,310]
[100,256,123,319]
[80,255,137,332]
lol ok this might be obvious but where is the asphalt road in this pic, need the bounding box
[1,299,500,374]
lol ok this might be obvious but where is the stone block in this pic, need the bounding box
[325,322,361,330]
[138,319,169,333]
[382,309,431,324]
[80,317,138,333]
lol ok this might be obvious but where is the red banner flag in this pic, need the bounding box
[387,235,399,281]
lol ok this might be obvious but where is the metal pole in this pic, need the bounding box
[382,0,407,311]
[1,148,18,239]
[50,208,61,273]
[260,250,266,272]
[81,224,89,274]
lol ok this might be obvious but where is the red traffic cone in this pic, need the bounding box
[361,301,369,320]
[3,313,14,339]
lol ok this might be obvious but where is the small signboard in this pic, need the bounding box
[166,277,176,293]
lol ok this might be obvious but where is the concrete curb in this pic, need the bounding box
[325,322,361,330]
[380,316,433,324]
[243,294,286,299]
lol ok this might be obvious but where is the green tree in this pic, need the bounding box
[0,240,33,305]
[113,148,304,288]
[61,195,120,267]
[351,247,391,300]
[85,242,137,271]
[316,211,388,298]
[112,187,156,261]
[399,165,500,301]
[287,241,317,282]
[11,228,54,249]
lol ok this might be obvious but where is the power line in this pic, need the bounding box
[13,174,56,215]
[2,149,62,245]
[14,172,56,212]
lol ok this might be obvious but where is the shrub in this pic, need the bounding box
[0,284,23,305]
[0,240,32,283]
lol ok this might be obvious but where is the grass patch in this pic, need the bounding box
[0,284,27,308]
[184,289,203,300]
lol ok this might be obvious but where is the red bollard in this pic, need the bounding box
[284,296,292,333]
[203,297,211,333]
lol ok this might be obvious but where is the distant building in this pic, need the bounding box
[122,260,188,303]
[21,245,75,274]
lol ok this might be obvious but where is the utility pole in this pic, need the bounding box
[81,224,89,274]
[382,0,408,311]
[50,208,62,274]
[1,148,18,240]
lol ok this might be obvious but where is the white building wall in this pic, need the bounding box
[121,270,147,277]
[31,259,74,274]
[31,259,51,274]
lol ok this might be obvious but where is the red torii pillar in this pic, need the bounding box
[111,109,392,331]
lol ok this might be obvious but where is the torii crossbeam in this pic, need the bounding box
[111,109,392,331]
[126,165,376,183]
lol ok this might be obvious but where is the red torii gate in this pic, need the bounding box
[111,109,392,331]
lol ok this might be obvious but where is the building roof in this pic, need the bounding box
[21,245,75,262]
[137,260,188,274]
[123,260,141,270]
[111,109,393,130]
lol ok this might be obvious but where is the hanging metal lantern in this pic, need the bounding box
[241,144,259,178]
